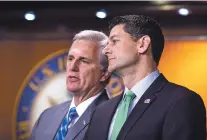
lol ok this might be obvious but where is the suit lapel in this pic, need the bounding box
[65,107,91,140]
[98,93,123,140]
[44,101,71,140]
[117,74,168,139]
[65,90,109,140]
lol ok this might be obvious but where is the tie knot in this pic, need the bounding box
[69,107,79,119]
[125,90,135,98]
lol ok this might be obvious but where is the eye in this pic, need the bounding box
[80,59,89,64]
[68,56,73,61]
[112,39,119,45]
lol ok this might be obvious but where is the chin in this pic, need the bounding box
[67,87,80,93]
[109,63,124,72]
[108,65,116,72]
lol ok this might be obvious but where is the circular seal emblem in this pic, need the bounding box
[12,49,124,140]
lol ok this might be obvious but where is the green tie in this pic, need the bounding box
[110,90,136,140]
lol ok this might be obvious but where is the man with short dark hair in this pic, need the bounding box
[84,15,206,140]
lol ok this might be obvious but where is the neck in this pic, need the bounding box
[118,59,157,89]
[73,86,104,106]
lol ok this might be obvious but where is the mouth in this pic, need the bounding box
[108,58,115,61]
[68,76,80,82]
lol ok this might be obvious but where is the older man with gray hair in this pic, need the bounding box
[30,30,110,140]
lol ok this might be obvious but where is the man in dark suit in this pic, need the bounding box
[30,30,110,140]
[84,15,206,140]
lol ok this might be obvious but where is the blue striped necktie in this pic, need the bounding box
[54,107,79,140]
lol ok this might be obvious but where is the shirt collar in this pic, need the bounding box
[69,92,102,117]
[124,70,160,99]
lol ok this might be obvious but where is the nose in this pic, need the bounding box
[102,44,111,56]
[67,60,79,72]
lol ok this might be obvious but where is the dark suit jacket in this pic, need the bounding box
[30,90,109,140]
[84,74,206,140]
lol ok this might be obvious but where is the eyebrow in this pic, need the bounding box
[68,54,91,61]
[109,35,119,40]
[79,56,90,61]
[68,54,73,58]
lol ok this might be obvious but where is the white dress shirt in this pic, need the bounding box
[107,70,160,140]
[68,92,101,128]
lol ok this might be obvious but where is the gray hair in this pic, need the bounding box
[73,30,109,72]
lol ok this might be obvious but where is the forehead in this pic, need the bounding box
[109,24,130,38]
[69,40,99,57]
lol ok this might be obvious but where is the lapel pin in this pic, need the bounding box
[144,99,151,104]
[83,120,86,125]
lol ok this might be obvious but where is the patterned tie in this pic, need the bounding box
[110,90,136,140]
[54,107,79,140]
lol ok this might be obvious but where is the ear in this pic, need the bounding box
[100,71,111,82]
[137,35,151,54]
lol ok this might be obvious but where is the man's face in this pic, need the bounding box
[66,40,104,94]
[103,24,139,73]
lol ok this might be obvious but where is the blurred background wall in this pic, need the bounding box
[1,1,207,140]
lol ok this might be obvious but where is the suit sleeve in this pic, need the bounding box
[162,91,206,140]
[29,109,48,140]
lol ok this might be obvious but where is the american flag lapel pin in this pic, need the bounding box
[144,99,151,104]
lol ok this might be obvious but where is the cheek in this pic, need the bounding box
[66,64,70,74]
[82,68,101,84]
[123,43,137,55]
[116,49,128,60]
[115,43,128,56]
